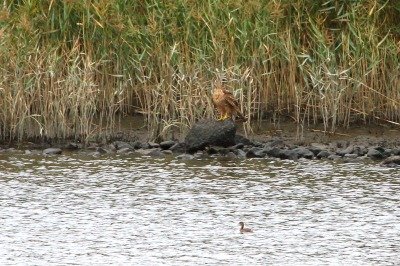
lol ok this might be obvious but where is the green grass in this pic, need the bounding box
[0,0,399,142]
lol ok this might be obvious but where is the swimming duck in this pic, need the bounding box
[239,222,253,233]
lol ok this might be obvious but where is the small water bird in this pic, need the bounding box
[239,222,253,233]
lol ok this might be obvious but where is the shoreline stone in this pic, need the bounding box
[381,156,400,167]
[0,123,398,165]
[185,119,236,153]
[0,140,397,166]
[43,147,62,155]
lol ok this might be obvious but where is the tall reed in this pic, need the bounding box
[0,0,399,142]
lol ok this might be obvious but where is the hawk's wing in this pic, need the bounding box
[222,88,240,109]
[222,88,247,121]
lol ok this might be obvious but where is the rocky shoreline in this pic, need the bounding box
[1,134,400,167]
[0,120,400,166]
[1,119,399,167]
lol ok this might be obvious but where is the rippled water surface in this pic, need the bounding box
[1,152,399,265]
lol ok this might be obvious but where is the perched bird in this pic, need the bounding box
[239,222,253,233]
[212,82,247,121]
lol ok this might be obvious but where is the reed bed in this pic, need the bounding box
[0,0,399,142]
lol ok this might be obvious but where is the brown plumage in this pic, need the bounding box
[239,222,253,233]
[212,83,247,121]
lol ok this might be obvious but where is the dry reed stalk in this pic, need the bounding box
[0,0,399,142]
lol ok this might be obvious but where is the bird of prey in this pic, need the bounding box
[212,82,247,121]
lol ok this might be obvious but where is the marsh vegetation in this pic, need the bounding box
[0,0,399,142]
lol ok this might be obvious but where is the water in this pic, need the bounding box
[1,152,399,265]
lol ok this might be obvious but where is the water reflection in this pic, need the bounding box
[0,153,399,265]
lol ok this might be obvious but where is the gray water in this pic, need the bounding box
[0,152,399,265]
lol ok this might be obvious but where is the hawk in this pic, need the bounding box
[212,83,247,121]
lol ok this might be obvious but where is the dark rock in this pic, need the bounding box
[148,148,164,157]
[353,146,368,156]
[230,143,244,150]
[108,143,117,152]
[96,147,108,154]
[242,147,250,152]
[160,140,176,150]
[113,141,133,150]
[263,146,297,160]
[375,146,391,158]
[316,150,331,159]
[291,147,314,159]
[246,147,266,158]
[169,142,186,153]
[252,141,263,147]
[206,146,219,155]
[281,149,299,160]
[140,143,150,149]
[162,150,173,155]
[148,142,160,148]
[106,143,116,151]
[117,147,133,154]
[194,151,206,158]
[43,147,62,155]
[309,143,328,155]
[64,142,80,150]
[266,139,285,148]
[337,141,349,149]
[328,154,342,160]
[383,149,392,157]
[136,148,164,157]
[235,134,253,146]
[132,141,143,149]
[344,153,358,159]
[337,145,354,156]
[392,148,400,156]
[329,141,346,151]
[87,142,100,150]
[185,119,236,153]
[367,148,386,160]
[235,149,247,158]
[308,146,322,156]
[226,152,237,158]
[217,147,230,155]
[375,146,386,153]
[381,156,400,166]
[264,147,284,158]
[245,149,257,158]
